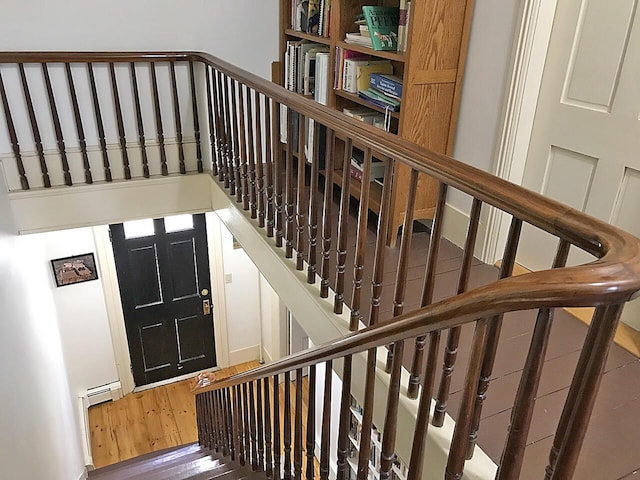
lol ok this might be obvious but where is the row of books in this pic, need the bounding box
[343,4,412,53]
[291,0,332,37]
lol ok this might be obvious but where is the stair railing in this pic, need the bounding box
[2,52,640,478]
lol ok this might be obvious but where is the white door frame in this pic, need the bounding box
[92,213,230,396]
[481,0,559,264]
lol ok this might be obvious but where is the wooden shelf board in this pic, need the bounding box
[337,40,406,62]
[332,170,382,214]
[335,90,401,119]
[285,29,331,45]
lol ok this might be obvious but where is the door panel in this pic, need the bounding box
[110,213,216,386]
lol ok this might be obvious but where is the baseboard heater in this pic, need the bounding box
[85,381,122,406]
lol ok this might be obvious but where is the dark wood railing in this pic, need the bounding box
[2,52,640,479]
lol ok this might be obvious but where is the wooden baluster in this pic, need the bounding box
[295,114,307,271]
[169,61,186,174]
[235,384,246,465]
[274,103,285,247]
[196,394,203,446]
[497,240,570,480]
[350,148,373,330]
[189,61,203,173]
[226,388,236,459]
[336,356,352,480]
[378,170,419,480]
[18,63,51,187]
[264,377,274,477]
[306,365,316,480]
[467,217,522,459]
[307,122,320,284]
[257,378,265,472]
[407,183,448,399]
[206,392,215,451]
[294,369,304,480]
[249,381,259,470]
[229,79,241,197]
[203,392,212,450]
[205,67,218,176]
[274,374,282,479]
[433,198,483,426]
[238,84,249,209]
[319,360,332,480]
[108,63,131,179]
[283,371,293,480]
[242,382,252,465]
[86,63,112,182]
[129,63,149,178]
[246,87,258,219]
[319,130,335,298]
[547,303,624,480]
[42,63,71,186]
[334,138,352,314]
[265,98,275,238]
[384,170,418,371]
[219,73,232,187]
[221,389,230,456]
[149,63,168,176]
[255,93,266,228]
[0,69,29,190]
[64,63,91,184]
[357,350,376,480]
[215,390,227,456]
[444,318,490,480]
[285,108,295,259]
[369,157,394,326]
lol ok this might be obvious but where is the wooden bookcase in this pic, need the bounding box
[277,0,475,245]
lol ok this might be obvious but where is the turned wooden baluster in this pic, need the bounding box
[350,148,373,330]
[244,86,257,216]
[334,138,352,314]
[169,61,186,174]
[547,303,625,479]
[87,63,112,181]
[384,169,418,373]
[336,356,352,480]
[295,114,307,271]
[216,390,228,456]
[255,93,266,228]
[0,69,29,189]
[19,63,51,187]
[497,240,570,480]
[206,392,215,451]
[369,157,394,326]
[235,384,246,465]
[189,61,203,173]
[195,395,203,447]
[229,79,241,198]
[202,393,211,450]
[264,377,274,478]
[319,130,335,298]
[205,67,219,176]
[64,63,92,184]
[433,198,483,427]
[256,378,265,472]
[284,108,295,259]
[273,102,285,248]
[249,381,259,470]
[294,368,303,480]
[306,123,321,284]
[273,374,282,479]
[108,63,131,179]
[467,217,523,460]
[284,371,293,480]
[225,388,236,459]
[306,365,316,480]
[130,63,150,178]
[265,98,275,238]
[218,72,231,186]
[42,63,72,186]
[242,382,252,465]
[237,84,250,209]
[149,63,168,176]
[407,183,448,399]
[319,360,332,480]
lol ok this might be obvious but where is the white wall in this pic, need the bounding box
[0,168,85,480]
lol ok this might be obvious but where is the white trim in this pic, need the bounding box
[77,395,93,468]
[133,366,220,393]
[482,0,558,263]
[228,344,262,365]
[93,225,135,395]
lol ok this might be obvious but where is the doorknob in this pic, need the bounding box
[203,299,211,315]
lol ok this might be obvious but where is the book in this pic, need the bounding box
[369,73,403,99]
[343,59,390,94]
[307,0,320,34]
[303,46,329,95]
[358,88,401,112]
[398,0,408,52]
[335,48,368,90]
[355,62,393,93]
[343,106,382,124]
[362,6,399,51]
[344,32,373,48]
[295,0,309,31]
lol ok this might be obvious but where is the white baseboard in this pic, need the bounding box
[228,344,261,365]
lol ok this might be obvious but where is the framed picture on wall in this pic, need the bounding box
[50,253,99,287]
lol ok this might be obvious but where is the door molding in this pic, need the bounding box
[481,0,558,263]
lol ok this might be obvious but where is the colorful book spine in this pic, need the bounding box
[362,6,399,51]
[369,74,403,98]
[398,0,408,52]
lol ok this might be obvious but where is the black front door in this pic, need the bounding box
[110,213,216,386]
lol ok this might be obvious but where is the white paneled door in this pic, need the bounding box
[518,0,640,328]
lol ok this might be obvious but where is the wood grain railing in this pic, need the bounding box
[2,52,640,479]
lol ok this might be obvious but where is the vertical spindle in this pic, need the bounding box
[257,378,265,472]
[230,79,242,200]
[274,102,285,248]
[189,61,203,173]
[242,382,252,465]
[274,374,282,479]
[130,63,149,178]
[108,63,131,179]
[255,92,265,228]
[284,371,293,480]
[150,63,168,176]
[285,108,295,259]
[307,122,321,284]
[294,369,303,480]
[64,63,92,184]
[87,63,112,182]
[42,63,71,186]
[205,67,218,175]
[265,98,275,237]
[246,87,258,218]
[0,69,29,189]
[306,365,316,480]
[264,377,273,477]
[320,360,332,480]
[169,61,186,174]
[334,138,352,314]
[296,113,307,271]
[220,73,232,187]
[319,130,335,299]
[249,381,259,470]
[237,83,249,208]
[336,356,352,480]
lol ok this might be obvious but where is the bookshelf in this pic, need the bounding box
[277,0,475,246]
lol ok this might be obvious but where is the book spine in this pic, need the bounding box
[398,0,408,52]
[343,60,355,93]
[370,74,403,98]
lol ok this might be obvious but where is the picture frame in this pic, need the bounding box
[51,253,99,287]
